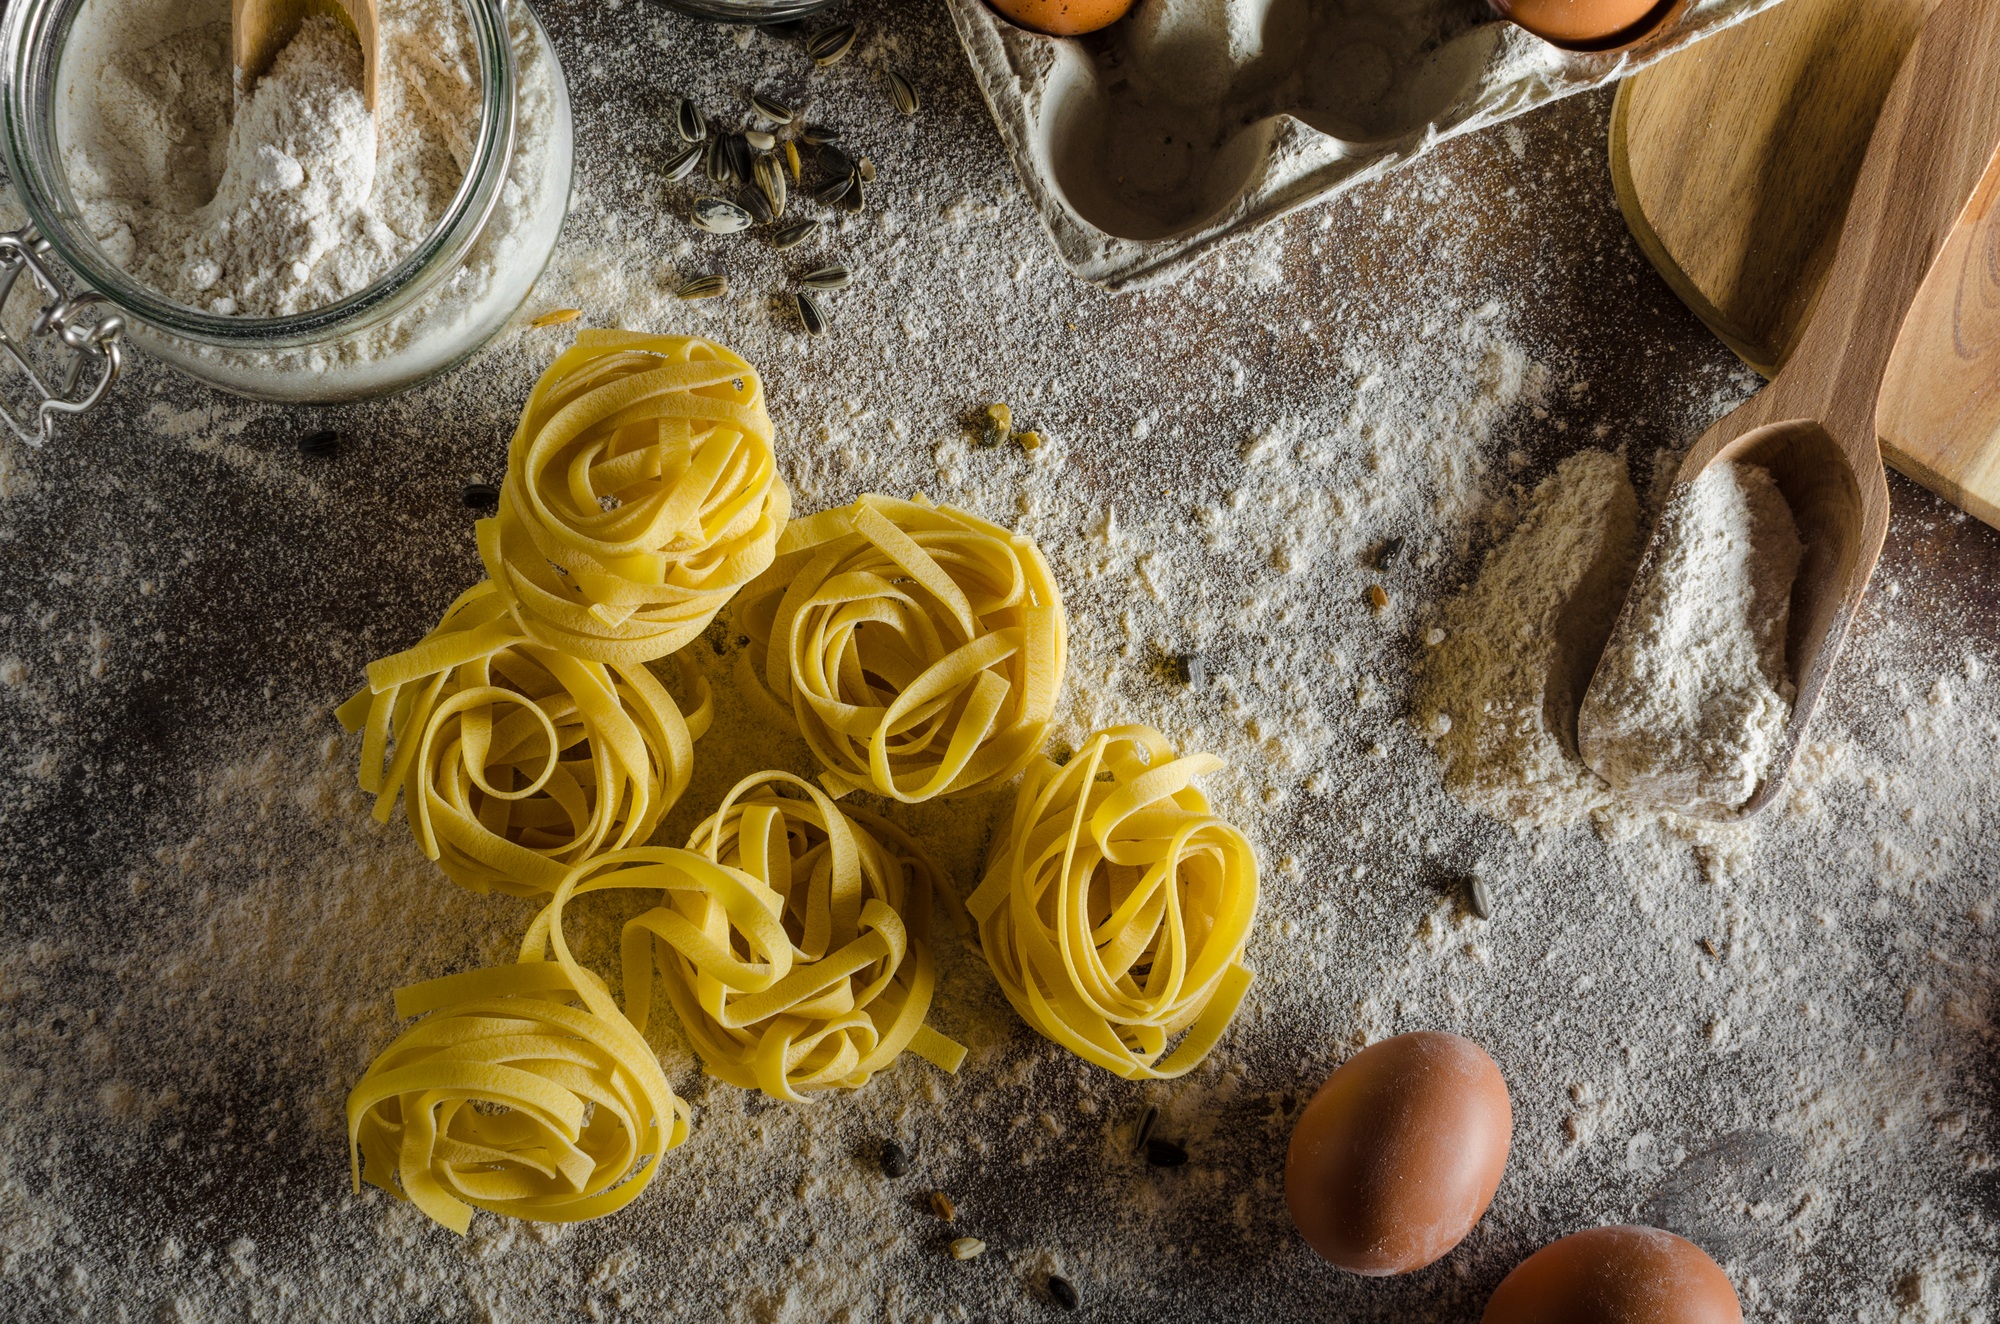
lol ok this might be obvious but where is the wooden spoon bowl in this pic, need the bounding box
[232,0,380,112]
[1578,0,2000,820]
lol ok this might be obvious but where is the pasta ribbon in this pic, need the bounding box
[967,726,1258,1080]
[739,494,1066,802]
[336,579,712,898]
[477,329,791,664]
[347,853,695,1235]
[621,771,968,1101]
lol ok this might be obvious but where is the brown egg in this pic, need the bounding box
[1482,1225,1744,1324]
[1490,0,1688,51]
[1285,1031,1512,1275]
[983,0,1137,38]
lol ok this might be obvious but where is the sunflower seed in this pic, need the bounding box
[817,144,856,179]
[948,1237,987,1261]
[691,197,752,234]
[839,173,865,214]
[743,188,774,224]
[1144,1137,1189,1168]
[879,1138,910,1178]
[1175,652,1207,690]
[772,218,819,249]
[784,141,803,181]
[1048,1276,1081,1311]
[1133,1105,1157,1152]
[676,99,707,143]
[744,128,776,152]
[750,91,795,124]
[1466,875,1492,921]
[1375,536,1406,571]
[800,123,841,146]
[857,156,876,183]
[296,429,340,457]
[800,263,850,291]
[723,133,754,184]
[813,172,853,207]
[795,290,830,337]
[887,69,919,116]
[675,273,728,301]
[663,142,702,181]
[806,24,855,66]
[755,154,787,219]
[461,482,500,508]
[703,137,731,186]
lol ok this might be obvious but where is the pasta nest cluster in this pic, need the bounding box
[741,494,1066,803]
[627,772,966,1101]
[477,329,791,664]
[968,726,1259,1080]
[348,866,692,1235]
[337,580,711,898]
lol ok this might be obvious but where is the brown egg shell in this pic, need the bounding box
[1490,0,1691,52]
[1284,1031,1512,1276]
[1482,1224,1744,1324]
[982,0,1137,38]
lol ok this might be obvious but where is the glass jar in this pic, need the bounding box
[0,0,573,421]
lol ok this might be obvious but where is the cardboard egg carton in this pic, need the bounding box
[944,0,1782,288]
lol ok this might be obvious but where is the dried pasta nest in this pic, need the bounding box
[347,865,692,1235]
[338,579,711,897]
[623,772,968,1101]
[967,725,1259,1080]
[739,494,1066,802]
[478,329,791,664]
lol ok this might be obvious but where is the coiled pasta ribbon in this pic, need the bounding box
[967,726,1258,1080]
[347,856,694,1235]
[336,579,712,897]
[477,329,791,664]
[740,494,1066,802]
[622,771,968,1101]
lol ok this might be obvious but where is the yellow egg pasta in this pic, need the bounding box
[336,579,712,898]
[477,329,790,664]
[967,726,1258,1080]
[620,771,968,1101]
[347,855,694,1235]
[739,494,1066,802]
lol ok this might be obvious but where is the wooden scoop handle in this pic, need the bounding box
[232,0,380,111]
[1875,142,2000,526]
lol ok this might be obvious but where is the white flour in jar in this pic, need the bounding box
[57,0,481,318]
[1578,460,1804,815]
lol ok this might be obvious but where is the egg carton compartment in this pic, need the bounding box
[946,0,1782,288]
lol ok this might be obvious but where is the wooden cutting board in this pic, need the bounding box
[1611,0,2000,528]
[1609,0,1938,376]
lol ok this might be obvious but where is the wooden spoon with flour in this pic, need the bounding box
[1576,0,2000,820]
[233,0,379,113]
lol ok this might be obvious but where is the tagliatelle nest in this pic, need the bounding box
[477,329,790,664]
[347,864,692,1236]
[623,771,967,1101]
[968,725,1259,1080]
[739,494,1067,803]
[337,580,711,897]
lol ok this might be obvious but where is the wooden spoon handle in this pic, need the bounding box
[1876,142,2000,525]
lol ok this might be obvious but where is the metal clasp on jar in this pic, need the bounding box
[0,225,124,446]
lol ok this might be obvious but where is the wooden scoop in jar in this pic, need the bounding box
[233,0,380,112]
[1576,0,2000,820]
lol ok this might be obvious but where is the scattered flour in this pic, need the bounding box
[1580,460,1802,816]
[59,0,479,317]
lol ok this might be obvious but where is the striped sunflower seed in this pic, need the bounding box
[795,290,830,337]
[800,123,841,146]
[723,133,754,184]
[839,172,865,214]
[772,218,819,249]
[813,172,853,207]
[800,263,850,291]
[745,128,776,152]
[663,142,702,181]
[703,136,732,186]
[743,187,774,225]
[887,69,919,116]
[675,273,728,301]
[806,24,856,66]
[677,99,707,143]
[750,91,795,124]
[691,197,753,234]
[817,144,856,179]
[755,154,787,219]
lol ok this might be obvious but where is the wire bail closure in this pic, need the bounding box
[0,225,124,445]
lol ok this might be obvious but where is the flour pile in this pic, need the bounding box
[1579,460,1803,815]
[57,0,479,317]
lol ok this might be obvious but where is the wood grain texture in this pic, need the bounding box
[1609,0,1936,375]
[232,0,380,111]
[1585,0,2000,818]
[1877,144,2000,527]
